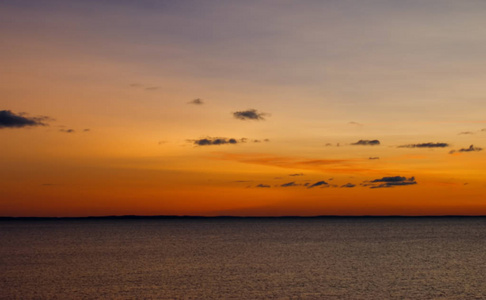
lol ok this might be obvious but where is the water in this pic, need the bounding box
[1,218,486,299]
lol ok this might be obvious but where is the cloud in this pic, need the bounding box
[256,184,271,188]
[191,137,245,146]
[214,152,379,175]
[449,144,483,154]
[289,173,304,176]
[188,98,204,105]
[83,129,90,132]
[233,109,267,121]
[351,140,380,146]
[369,157,380,160]
[60,129,75,133]
[365,176,417,188]
[459,131,474,135]
[145,86,159,91]
[348,121,363,126]
[341,183,356,188]
[0,110,50,128]
[281,182,298,187]
[308,181,329,188]
[398,142,449,148]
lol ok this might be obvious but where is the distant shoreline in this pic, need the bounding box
[1,215,486,220]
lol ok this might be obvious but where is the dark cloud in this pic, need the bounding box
[351,140,380,146]
[308,181,329,188]
[83,129,90,132]
[365,176,417,188]
[398,142,449,148]
[0,110,50,128]
[281,182,298,187]
[264,139,270,142]
[256,184,271,188]
[289,173,304,176]
[233,109,267,121]
[188,98,204,105]
[369,157,380,160]
[191,137,245,146]
[348,121,363,126]
[459,131,474,135]
[449,145,483,154]
[341,183,356,188]
[60,129,75,133]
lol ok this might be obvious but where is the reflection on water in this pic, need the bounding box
[1,218,486,299]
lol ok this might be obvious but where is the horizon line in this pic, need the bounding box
[2,215,486,220]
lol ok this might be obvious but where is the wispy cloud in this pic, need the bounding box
[289,173,304,176]
[256,184,271,188]
[252,139,270,143]
[398,142,449,148]
[351,140,380,146]
[449,145,483,154]
[233,109,267,121]
[341,183,356,188]
[191,137,245,146]
[0,110,50,129]
[213,152,380,175]
[459,131,474,135]
[60,129,75,133]
[369,157,380,160]
[281,182,298,187]
[188,98,204,105]
[364,176,417,188]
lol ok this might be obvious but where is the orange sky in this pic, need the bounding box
[1,1,486,216]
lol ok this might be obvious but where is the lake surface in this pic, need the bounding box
[1,217,486,299]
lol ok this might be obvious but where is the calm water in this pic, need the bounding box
[1,218,486,299]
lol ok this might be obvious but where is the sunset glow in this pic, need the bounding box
[1,0,486,216]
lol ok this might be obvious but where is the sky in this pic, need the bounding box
[1,0,486,217]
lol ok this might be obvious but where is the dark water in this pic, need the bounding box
[1,218,486,299]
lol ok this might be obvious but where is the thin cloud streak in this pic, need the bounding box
[213,152,384,175]
[364,176,417,189]
[352,140,380,146]
[398,142,449,148]
[449,145,483,154]
[191,137,244,146]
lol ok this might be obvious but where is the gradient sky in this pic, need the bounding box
[1,0,486,216]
